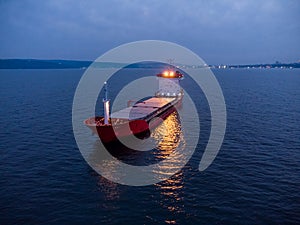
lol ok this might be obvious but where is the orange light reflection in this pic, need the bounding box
[151,111,186,222]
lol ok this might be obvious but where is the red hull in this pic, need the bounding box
[84,98,181,143]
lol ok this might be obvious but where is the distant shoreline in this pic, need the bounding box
[0,59,299,69]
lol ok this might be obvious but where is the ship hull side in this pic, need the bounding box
[84,96,182,143]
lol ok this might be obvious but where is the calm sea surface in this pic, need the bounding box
[0,68,299,224]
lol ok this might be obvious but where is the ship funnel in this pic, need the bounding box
[103,81,110,125]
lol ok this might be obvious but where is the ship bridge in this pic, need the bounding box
[155,70,183,97]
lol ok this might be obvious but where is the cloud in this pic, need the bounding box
[0,0,299,63]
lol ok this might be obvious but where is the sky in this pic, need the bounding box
[0,0,299,65]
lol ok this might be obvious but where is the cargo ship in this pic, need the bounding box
[84,69,184,143]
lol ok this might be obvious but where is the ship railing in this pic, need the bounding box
[155,89,184,98]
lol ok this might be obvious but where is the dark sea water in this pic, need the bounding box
[0,68,299,224]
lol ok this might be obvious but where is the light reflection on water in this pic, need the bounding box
[96,176,121,211]
[152,111,184,154]
[153,112,185,224]
[97,176,120,201]
[155,171,184,225]
[92,111,186,224]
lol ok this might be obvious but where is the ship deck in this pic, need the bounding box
[110,97,176,120]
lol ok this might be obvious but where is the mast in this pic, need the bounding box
[103,81,110,125]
